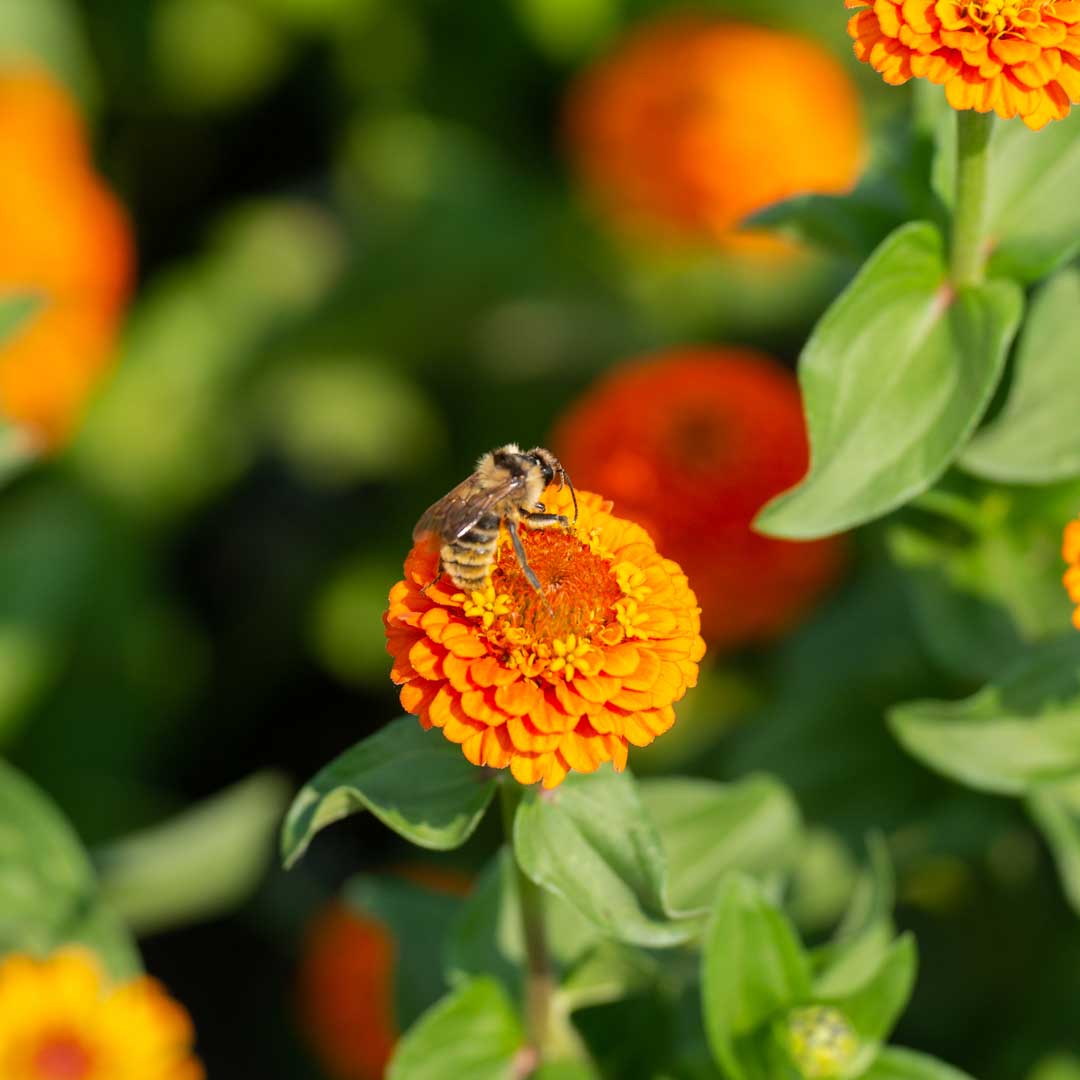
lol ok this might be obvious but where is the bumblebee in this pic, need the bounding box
[413,444,578,594]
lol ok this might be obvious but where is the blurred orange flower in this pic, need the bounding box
[298,869,471,1080]
[847,0,1080,129]
[0,69,134,448]
[553,348,846,650]
[1063,517,1080,629]
[385,485,705,789]
[0,948,202,1080]
[564,17,865,247]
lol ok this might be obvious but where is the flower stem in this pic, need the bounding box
[950,109,994,286]
[499,781,557,1060]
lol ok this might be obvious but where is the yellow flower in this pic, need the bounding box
[385,486,705,788]
[847,0,1080,130]
[0,949,203,1080]
[783,1006,860,1079]
[1063,516,1080,629]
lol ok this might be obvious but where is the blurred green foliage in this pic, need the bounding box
[1,0,1080,1076]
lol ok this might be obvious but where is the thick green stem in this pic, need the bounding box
[499,781,557,1060]
[950,109,994,286]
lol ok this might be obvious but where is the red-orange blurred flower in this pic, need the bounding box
[1064,517,1080,629]
[298,869,471,1080]
[0,69,134,448]
[564,17,865,248]
[385,485,705,789]
[0,947,203,1080]
[847,0,1080,130]
[553,348,846,650]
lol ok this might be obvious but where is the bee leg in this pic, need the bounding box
[521,512,570,530]
[509,524,553,613]
[534,501,545,512]
[418,559,444,596]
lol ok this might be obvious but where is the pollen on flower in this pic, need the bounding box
[846,0,1080,129]
[782,1005,859,1080]
[385,486,705,788]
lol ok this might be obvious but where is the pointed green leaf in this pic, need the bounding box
[387,977,525,1080]
[962,268,1080,483]
[281,717,497,867]
[0,759,139,978]
[1026,775,1080,917]
[639,775,801,912]
[890,637,1080,795]
[935,110,1080,283]
[756,222,1022,539]
[702,874,813,1080]
[820,934,916,1046]
[863,1046,976,1080]
[748,190,905,262]
[96,772,290,935]
[812,835,896,995]
[512,769,697,948]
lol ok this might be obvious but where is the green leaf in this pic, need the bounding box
[557,941,659,1014]
[962,268,1080,483]
[387,977,525,1080]
[748,190,905,263]
[346,872,464,1028]
[0,293,41,347]
[1026,775,1080,917]
[281,717,497,867]
[821,934,916,1046]
[1029,1054,1080,1080]
[701,874,813,1080]
[812,835,896,995]
[96,772,290,935]
[639,775,802,912]
[935,110,1080,283]
[863,1046,976,1080]
[0,759,139,978]
[890,636,1080,795]
[755,222,1022,539]
[512,769,696,948]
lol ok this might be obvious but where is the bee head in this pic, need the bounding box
[527,447,578,524]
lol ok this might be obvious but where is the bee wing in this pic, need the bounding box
[412,472,525,544]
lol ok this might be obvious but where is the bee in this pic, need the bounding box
[413,443,578,595]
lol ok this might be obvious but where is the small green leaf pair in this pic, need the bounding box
[702,871,966,1080]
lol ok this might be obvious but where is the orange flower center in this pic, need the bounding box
[957,0,1052,34]
[32,1035,93,1080]
[456,526,629,680]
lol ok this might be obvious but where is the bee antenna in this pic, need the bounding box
[566,472,579,524]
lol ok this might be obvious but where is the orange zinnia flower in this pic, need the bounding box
[847,0,1080,130]
[298,869,470,1080]
[0,948,202,1080]
[1064,517,1080,629]
[0,69,134,448]
[552,349,846,650]
[564,17,865,247]
[385,485,705,788]
[298,903,397,1080]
